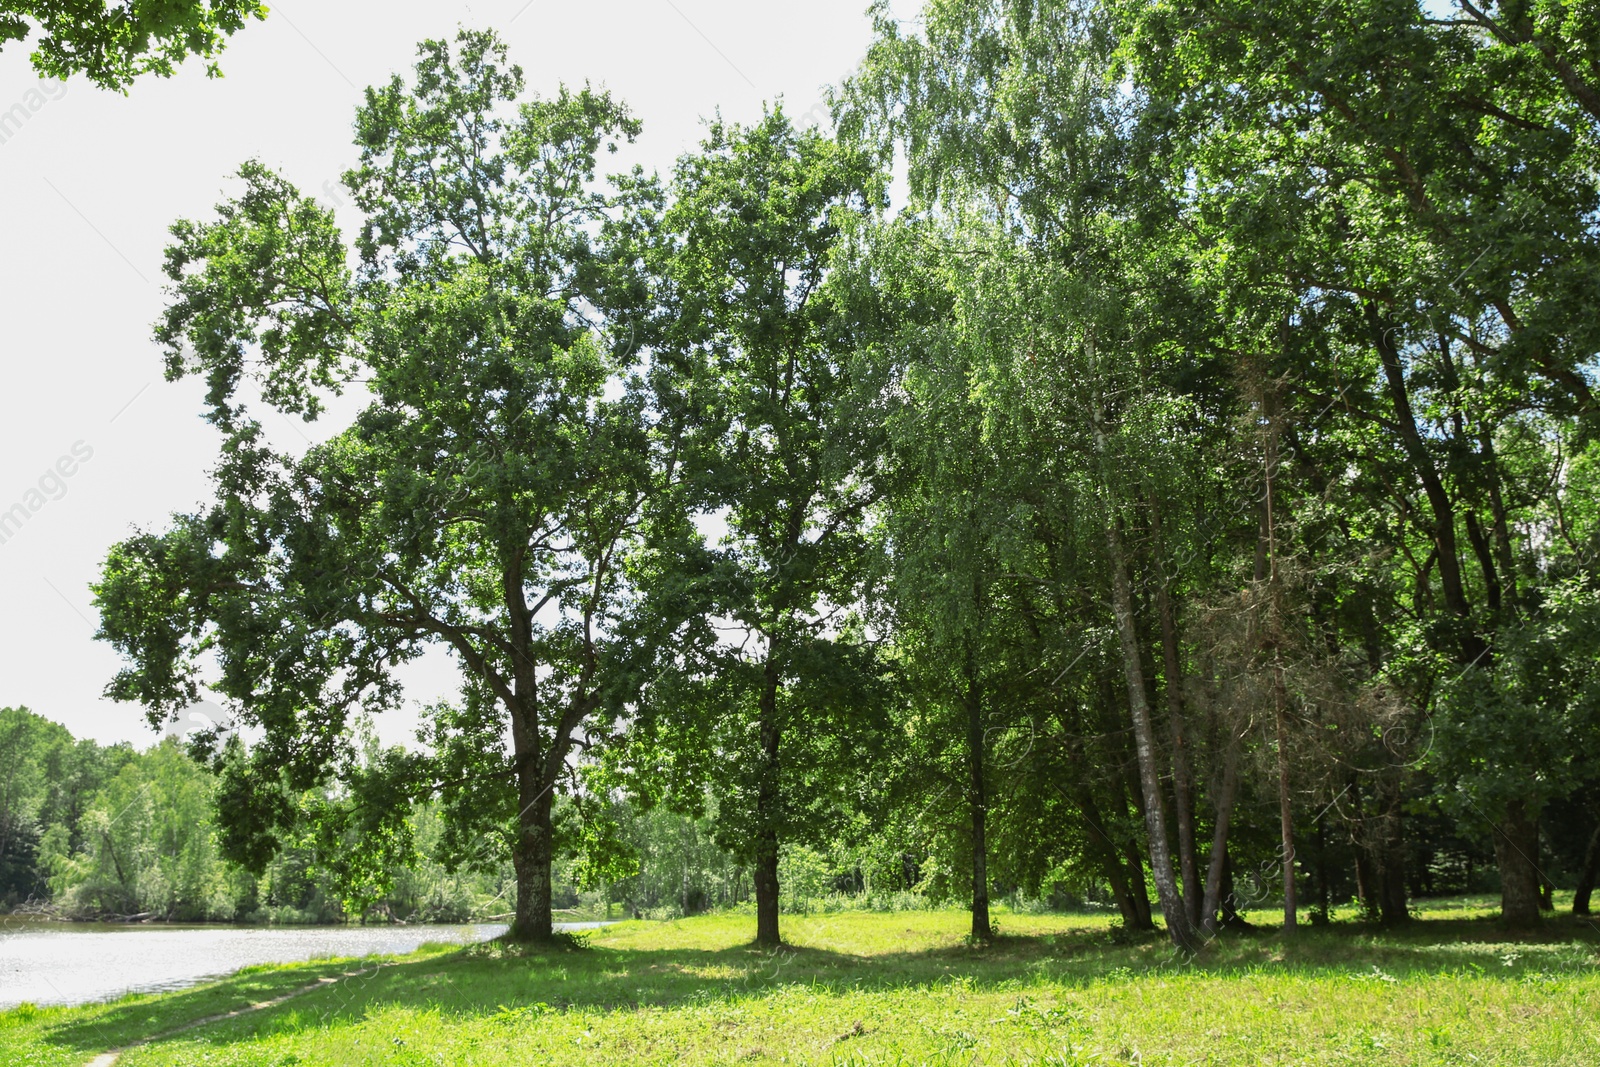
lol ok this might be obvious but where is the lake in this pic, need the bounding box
[0,919,613,1009]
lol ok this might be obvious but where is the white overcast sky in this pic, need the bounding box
[0,0,902,747]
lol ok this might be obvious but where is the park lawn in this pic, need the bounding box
[1,903,1597,1066]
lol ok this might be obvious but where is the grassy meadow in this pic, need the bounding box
[3,899,1599,1066]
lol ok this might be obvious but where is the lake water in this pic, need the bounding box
[0,919,613,1009]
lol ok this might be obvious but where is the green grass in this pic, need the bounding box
[4,899,1599,1065]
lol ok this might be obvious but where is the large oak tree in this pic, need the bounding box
[93,30,675,942]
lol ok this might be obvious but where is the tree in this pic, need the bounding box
[1113,0,1600,927]
[873,256,1007,941]
[93,29,675,943]
[1431,579,1600,924]
[0,707,71,903]
[45,738,227,920]
[638,109,888,948]
[1,1,266,90]
[848,0,1219,952]
[0,708,140,908]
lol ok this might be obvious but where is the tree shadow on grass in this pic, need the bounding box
[22,957,377,1056]
[1160,911,1600,983]
[33,913,1600,1057]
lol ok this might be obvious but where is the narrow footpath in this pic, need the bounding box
[83,969,376,1067]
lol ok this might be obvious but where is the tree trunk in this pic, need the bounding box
[510,775,555,942]
[753,659,783,948]
[1257,380,1297,936]
[1122,842,1155,930]
[1537,821,1555,911]
[1367,304,1486,666]
[965,653,991,941]
[1351,778,1406,923]
[1311,808,1330,925]
[1376,779,1410,925]
[1100,508,1196,950]
[1106,707,1156,933]
[1116,589,1193,944]
[99,826,133,908]
[1102,856,1142,928]
[1090,341,1194,951]
[1076,783,1152,931]
[1464,510,1503,618]
[1352,779,1378,919]
[1272,663,1297,933]
[1218,849,1247,929]
[1153,552,1202,928]
[1479,431,1521,615]
[1493,800,1542,929]
[1573,820,1600,916]
[1354,849,1374,920]
[1201,732,1241,937]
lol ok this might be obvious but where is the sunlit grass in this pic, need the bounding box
[3,901,1598,1065]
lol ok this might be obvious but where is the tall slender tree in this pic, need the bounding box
[641,110,887,948]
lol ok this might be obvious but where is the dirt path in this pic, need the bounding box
[82,972,357,1066]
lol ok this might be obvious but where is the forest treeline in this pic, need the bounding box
[0,706,858,923]
[0,697,1582,927]
[0,705,505,922]
[75,0,1600,950]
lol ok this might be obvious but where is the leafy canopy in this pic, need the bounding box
[0,1,266,90]
[94,30,664,910]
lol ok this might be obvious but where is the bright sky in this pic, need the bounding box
[0,0,896,747]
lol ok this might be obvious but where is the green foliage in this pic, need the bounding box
[602,802,744,917]
[0,1,266,90]
[0,707,131,908]
[1433,580,1600,823]
[57,3,1600,944]
[44,738,232,919]
[624,108,895,942]
[838,0,1600,935]
[93,27,683,939]
[0,709,524,923]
